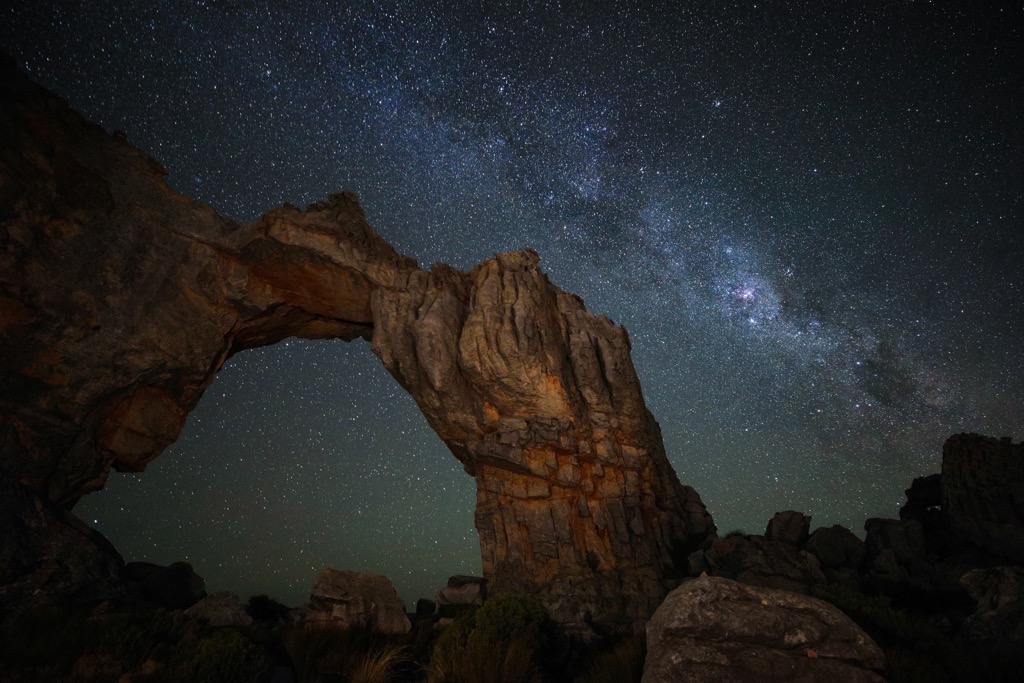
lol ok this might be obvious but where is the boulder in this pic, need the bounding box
[863,518,927,581]
[0,474,125,608]
[185,590,252,626]
[643,575,885,683]
[437,575,487,606]
[957,566,1024,647]
[415,598,437,617]
[765,511,811,546]
[709,534,826,595]
[303,568,410,634]
[804,525,865,572]
[942,434,1024,561]
[124,561,206,610]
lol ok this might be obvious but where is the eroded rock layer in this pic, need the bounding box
[0,57,714,629]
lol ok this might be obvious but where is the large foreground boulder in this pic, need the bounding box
[300,568,410,634]
[643,576,885,683]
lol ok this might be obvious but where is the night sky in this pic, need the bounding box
[2,2,1021,609]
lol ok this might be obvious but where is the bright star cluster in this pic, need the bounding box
[2,1,1021,607]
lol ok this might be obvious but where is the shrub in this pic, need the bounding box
[0,605,272,682]
[283,623,407,683]
[814,584,971,683]
[427,593,549,683]
[171,627,271,683]
[575,635,646,683]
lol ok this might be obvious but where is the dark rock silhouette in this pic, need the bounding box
[299,568,410,634]
[804,524,865,573]
[942,434,1024,562]
[0,57,714,631]
[683,434,1024,680]
[643,575,886,683]
[184,590,252,627]
[123,561,206,610]
[957,565,1024,659]
[765,510,811,545]
[0,472,125,607]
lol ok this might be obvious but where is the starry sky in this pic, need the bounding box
[3,1,1022,609]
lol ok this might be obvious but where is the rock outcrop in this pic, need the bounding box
[957,565,1024,658]
[299,569,410,634]
[0,472,125,607]
[123,561,206,610]
[672,435,1024,681]
[942,434,1024,562]
[185,590,253,627]
[0,57,714,630]
[642,575,886,683]
[436,575,487,608]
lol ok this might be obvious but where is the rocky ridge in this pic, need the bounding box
[679,433,1024,679]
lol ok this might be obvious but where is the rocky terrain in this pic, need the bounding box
[1,56,1022,682]
[0,53,712,633]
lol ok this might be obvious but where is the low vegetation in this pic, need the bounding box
[815,584,974,683]
[0,604,269,682]
[10,585,1013,683]
[0,593,647,683]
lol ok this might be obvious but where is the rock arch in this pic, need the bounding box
[0,58,714,631]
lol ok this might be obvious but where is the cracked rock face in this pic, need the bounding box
[0,57,714,630]
[643,576,886,683]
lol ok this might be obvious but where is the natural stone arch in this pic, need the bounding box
[0,58,715,631]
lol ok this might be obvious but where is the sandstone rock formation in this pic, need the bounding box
[642,575,886,683]
[0,472,125,607]
[765,510,811,546]
[700,532,827,596]
[0,57,714,630]
[803,524,865,573]
[184,590,253,627]
[300,569,410,634]
[942,434,1024,562]
[436,575,487,608]
[957,565,1024,659]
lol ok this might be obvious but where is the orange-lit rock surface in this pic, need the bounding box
[0,56,714,630]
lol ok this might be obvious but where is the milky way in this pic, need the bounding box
[3,1,1021,607]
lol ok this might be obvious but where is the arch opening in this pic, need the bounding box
[77,339,480,608]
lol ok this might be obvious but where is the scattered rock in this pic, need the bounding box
[185,590,252,626]
[124,561,206,610]
[302,568,410,634]
[643,575,885,683]
[765,510,811,546]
